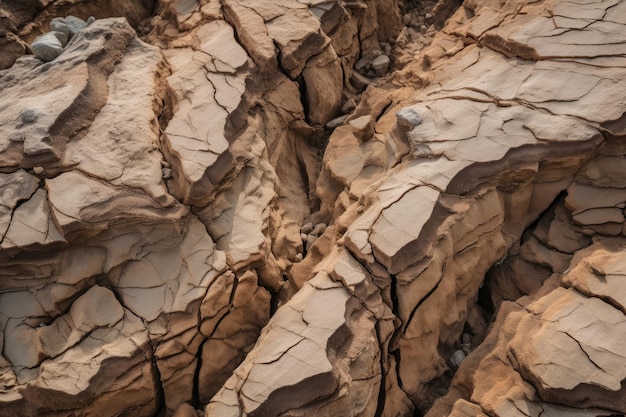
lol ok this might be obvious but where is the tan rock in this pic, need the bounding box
[430,240,626,416]
[3,0,626,416]
[0,170,40,241]
[2,189,65,251]
[161,20,249,206]
[63,34,174,205]
[195,131,276,273]
[206,254,391,416]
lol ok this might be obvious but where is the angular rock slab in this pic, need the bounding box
[206,249,391,416]
[162,20,249,206]
[427,239,626,416]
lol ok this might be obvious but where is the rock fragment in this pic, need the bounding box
[31,32,64,61]
[371,54,390,76]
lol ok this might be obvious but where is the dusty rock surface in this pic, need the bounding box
[1,0,626,416]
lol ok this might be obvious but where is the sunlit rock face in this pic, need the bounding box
[1,0,626,416]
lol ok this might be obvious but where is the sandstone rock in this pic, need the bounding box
[430,240,626,416]
[3,0,626,416]
[0,170,39,240]
[161,20,249,206]
[207,249,397,416]
[2,188,65,251]
[349,115,375,142]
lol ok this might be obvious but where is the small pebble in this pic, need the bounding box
[301,222,314,234]
[63,15,89,36]
[397,107,423,130]
[371,54,390,76]
[162,167,172,179]
[355,56,371,72]
[450,350,465,369]
[311,223,327,236]
[33,166,44,174]
[325,114,348,130]
[294,253,303,262]
[51,31,68,47]
[21,109,37,124]
[31,32,64,62]
[350,72,371,91]
[305,234,318,251]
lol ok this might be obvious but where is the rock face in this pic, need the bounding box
[1,0,626,416]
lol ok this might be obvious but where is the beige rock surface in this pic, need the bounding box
[1,0,626,416]
[428,239,626,416]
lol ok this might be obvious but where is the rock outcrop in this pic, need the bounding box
[1,0,626,416]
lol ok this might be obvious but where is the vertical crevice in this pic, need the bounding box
[191,339,206,409]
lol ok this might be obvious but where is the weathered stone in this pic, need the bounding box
[31,32,64,61]
[342,98,357,114]
[3,0,626,416]
[371,54,390,76]
[349,115,375,142]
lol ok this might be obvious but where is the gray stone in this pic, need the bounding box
[50,18,70,38]
[301,222,314,234]
[21,109,37,124]
[450,350,465,369]
[371,54,390,76]
[311,223,327,237]
[350,72,371,91]
[355,56,371,72]
[51,31,68,47]
[326,114,348,130]
[396,107,423,130]
[305,234,318,251]
[31,32,64,62]
[64,16,89,36]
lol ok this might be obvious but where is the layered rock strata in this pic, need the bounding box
[1,0,626,416]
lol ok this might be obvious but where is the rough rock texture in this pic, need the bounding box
[428,238,626,417]
[1,0,626,416]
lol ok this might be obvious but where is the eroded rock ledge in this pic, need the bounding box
[1,0,626,416]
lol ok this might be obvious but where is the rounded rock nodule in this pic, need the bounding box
[31,15,93,62]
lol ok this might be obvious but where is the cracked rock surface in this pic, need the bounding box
[1,0,626,416]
